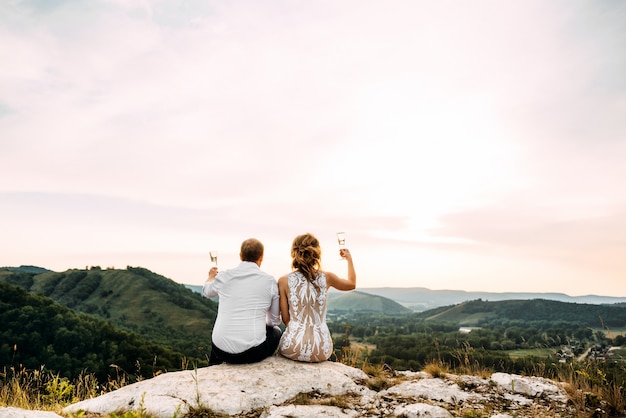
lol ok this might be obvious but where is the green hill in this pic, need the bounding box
[327,290,411,314]
[423,302,498,326]
[185,285,410,315]
[0,281,185,381]
[0,266,217,359]
[420,298,626,327]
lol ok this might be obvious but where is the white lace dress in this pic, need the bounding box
[278,271,333,362]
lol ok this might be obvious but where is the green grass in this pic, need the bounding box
[610,347,626,362]
[426,308,497,326]
[506,348,555,358]
[594,327,626,337]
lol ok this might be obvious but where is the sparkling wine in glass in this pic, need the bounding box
[210,250,218,267]
[336,232,346,260]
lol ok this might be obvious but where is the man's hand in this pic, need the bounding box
[207,266,218,281]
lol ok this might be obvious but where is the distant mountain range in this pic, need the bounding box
[184,283,626,314]
[0,265,52,274]
[357,287,626,312]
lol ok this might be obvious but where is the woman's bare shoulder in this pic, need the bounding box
[323,271,339,282]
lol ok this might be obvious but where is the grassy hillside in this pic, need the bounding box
[0,266,217,359]
[0,281,185,381]
[328,290,411,314]
[424,302,498,325]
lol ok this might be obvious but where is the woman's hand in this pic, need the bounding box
[339,248,352,260]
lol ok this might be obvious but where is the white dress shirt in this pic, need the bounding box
[202,261,280,354]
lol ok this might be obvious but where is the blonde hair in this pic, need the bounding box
[291,233,321,283]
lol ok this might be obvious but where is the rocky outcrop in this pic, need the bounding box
[3,356,575,417]
[0,408,62,418]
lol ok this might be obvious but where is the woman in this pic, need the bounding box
[278,233,356,362]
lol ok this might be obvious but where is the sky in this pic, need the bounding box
[1,0,625,296]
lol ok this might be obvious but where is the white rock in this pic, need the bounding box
[262,404,360,417]
[0,408,63,418]
[490,372,568,402]
[503,392,533,406]
[64,356,369,417]
[381,377,481,404]
[45,358,575,417]
[396,370,431,379]
[393,403,453,417]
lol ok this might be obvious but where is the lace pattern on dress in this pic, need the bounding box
[279,271,332,362]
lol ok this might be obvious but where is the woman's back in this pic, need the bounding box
[278,271,332,362]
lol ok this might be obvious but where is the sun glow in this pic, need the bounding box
[319,80,523,241]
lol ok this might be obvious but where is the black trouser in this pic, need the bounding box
[208,326,282,366]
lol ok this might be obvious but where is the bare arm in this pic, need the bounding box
[326,248,356,291]
[278,275,290,326]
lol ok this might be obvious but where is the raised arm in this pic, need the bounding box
[201,266,219,298]
[326,248,356,291]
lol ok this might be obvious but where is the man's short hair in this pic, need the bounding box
[241,238,264,262]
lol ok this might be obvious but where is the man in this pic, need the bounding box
[202,238,281,365]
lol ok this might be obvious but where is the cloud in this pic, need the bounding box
[2,0,626,295]
[433,202,626,275]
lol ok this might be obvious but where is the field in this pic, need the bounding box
[596,327,626,337]
[350,340,376,352]
[506,348,555,359]
[610,347,626,359]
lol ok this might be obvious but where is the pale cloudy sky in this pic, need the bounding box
[1,0,625,296]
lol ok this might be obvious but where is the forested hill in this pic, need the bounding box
[327,290,411,314]
[0,266,217,359]
[0,281,185,381]
[418,298,626,327]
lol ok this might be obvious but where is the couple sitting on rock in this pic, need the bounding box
[202,233,356,366]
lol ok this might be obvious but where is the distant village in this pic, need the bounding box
[556,342,616,363]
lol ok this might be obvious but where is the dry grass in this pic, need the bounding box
[285,390,359,411]
[3,346,625,417]
[1,363,148,416]
[423,360,449,378]
[183,405,230,418]
[337,344,368,368]
[0,365,81,410]
[451,341,493,379]
[559,362,625,416]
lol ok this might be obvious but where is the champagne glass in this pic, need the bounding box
[336,232,346,260]
[210,250,218,267]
